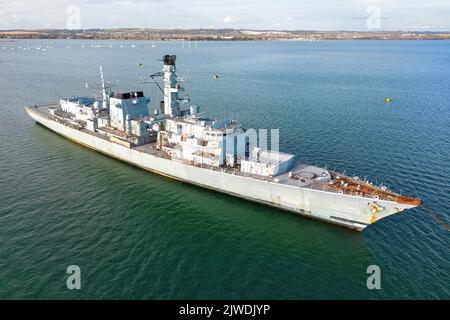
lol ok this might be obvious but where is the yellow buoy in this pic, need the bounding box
[385,97,391,103]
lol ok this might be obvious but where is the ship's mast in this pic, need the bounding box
[163,55,180,117]
[99,65,109,112]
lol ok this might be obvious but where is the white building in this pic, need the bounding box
[109,91,150,132]
[59,97,96,122]
[240,148,294,177]
[159,117,247,167]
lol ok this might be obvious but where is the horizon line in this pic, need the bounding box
[1,28,450,33]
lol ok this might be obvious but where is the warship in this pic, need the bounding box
[25,55,421,231]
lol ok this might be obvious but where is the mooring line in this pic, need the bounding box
[420,205,450,231]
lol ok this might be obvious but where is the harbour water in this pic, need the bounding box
[0,40,449,299]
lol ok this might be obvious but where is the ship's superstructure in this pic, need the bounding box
[25,55,421,231]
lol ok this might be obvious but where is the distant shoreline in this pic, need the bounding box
[1,29,450,41]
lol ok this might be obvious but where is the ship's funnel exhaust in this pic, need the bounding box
[163,55,176,66]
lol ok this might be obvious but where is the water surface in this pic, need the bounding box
[0,40,449,299]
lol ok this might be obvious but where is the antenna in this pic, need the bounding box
[140,72,166,96]
[85,65,117,111]
[100,65,107,111]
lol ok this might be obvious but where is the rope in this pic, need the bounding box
[420,205,450,231]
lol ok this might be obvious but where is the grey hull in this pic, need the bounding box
[26,107,415,231]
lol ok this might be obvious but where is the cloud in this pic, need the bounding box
[223,16,232,23]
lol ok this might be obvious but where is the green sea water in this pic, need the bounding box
[0,40,449,299]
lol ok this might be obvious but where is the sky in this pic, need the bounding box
[1,0,450,31]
